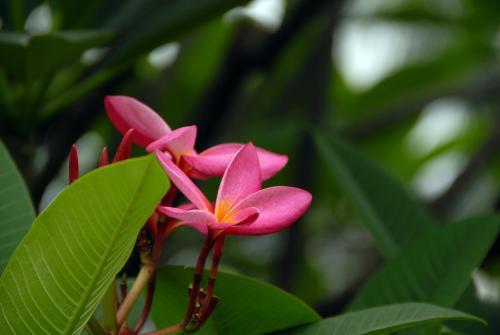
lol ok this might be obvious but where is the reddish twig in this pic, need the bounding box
[69,144,79,184]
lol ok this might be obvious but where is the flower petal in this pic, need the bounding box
[146,125,197,160]
[156,151,213,212]
[223,186,312,236]
[105,95,171,147]
[112,128,133,162]
[215,143,261,219]
[183,143,288,180]
[210,207,260,230]
[157,206,212,234]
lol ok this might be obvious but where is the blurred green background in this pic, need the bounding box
[1,0,500,332]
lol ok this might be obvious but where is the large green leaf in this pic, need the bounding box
[151,266,320,335]
[0,154,169,334]
[277,303,483,335]
[349,215,499,310]
[0,141,35,274]
[314,131,435,258]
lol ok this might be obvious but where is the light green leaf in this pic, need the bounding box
[278,303,483,335]
[0,154,169,334]
[0,141,35,274]
[314,131,435,258]
[349,215,499,310]
[151,266,320,335]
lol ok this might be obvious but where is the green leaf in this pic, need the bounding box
[314,131,435,258]
[0,141,35,274]
[0,30,111,81]
[27,31,112,80]
[0,154,169,334]
[0,32,28,76]
[151,266,320,335]
[349,215,500,310]
[105,0,249,63]
[277,303,483,335]
[344,42,492,120]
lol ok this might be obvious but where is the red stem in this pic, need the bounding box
[181,233,215,327]
[69,144,79,184]
[119,275,127,305]
[194,235,225,329]
[133,188,180,333]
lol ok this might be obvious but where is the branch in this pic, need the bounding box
[193,0,335,146]
[273,1,344,290]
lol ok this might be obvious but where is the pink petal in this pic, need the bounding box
[146,125,197,160]
[215,143,261,219]
[112,128,133,162]
[156,151,213,212]
[183,143,288,180]
[105,95,171,147]
[157,206,209,235]
[157,206,216,225]
[223,186,312,236]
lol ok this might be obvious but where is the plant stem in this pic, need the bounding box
[194,235,225,330]
[181,234,215,327]
[133,280,155,332]
[119,274,127,304]
[206,236,225,299]
[116,261,154,326]
[86,314,109,335]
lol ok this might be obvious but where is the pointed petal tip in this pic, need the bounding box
[105,95,171,147]
[146,125,197,158]
[215,142,261,218]
[98,147,109,167]
[112,128,134,163]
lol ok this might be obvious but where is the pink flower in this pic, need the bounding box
[105,95,287,180]
[155,143,312,236]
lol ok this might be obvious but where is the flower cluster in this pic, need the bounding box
[70,95,312,334]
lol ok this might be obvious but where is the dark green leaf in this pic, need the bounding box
[151,266,320,335]
[105,0,249,63]
[314,130,435,258]
[0,141,35,274]
[277,303,483,335]
[349,215,500,310]
[0,30,111,80]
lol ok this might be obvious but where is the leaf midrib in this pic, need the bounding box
[62,156,155,334]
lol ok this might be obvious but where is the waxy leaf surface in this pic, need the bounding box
[0,154,169,334]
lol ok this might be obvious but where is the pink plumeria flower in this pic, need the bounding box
[155,143,312,236]
[105,95,287,180]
